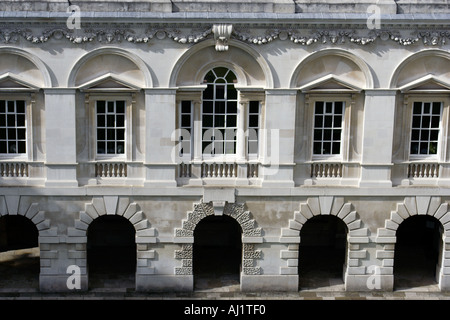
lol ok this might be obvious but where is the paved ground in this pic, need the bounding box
[1,247,450,300]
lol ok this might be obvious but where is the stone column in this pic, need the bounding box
[236,100,249,184]
[144,89,177,187]
[359,90,397,187]
[260,89,296,187]
[44,89,78,187]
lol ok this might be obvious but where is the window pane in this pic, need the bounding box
[429,142,438,155]
[420,142,428,154]
[8,141,16,153]
[430,130,439,141]
[107,142,115,154]
[227,101,237,114]
[116,129,125,141]
[227,115,237,127]
[7,128,15,139]
[432,102,441,115]
[332,142,341,154]
[249,101,259,114]
[334,102,343,114]
[107,115,115,127]
[97,101,105,113]
[203,85,214,100]
[314,116,323,128]
[0,141,6,153]
[413,102,421,115]
[410,142,419,154]
[107,129,115,140]
[97,142,105,154]
[324,116,333,128]
[333,129,342,140]
[0,101,5,113]
[420,130,429,140]
[7,115,15,126]
[16,101,25,114]
[315,101,324,114]
[322,142,331,154]
[116,115,125,128]
[215,85,225,99]
[313,142,322,155]
[18,141,26,153]
[181,115,191,128]
[16,114,25,127]
[249,115,258,128]
[422,116,430,128]
[97,115,105,127]
[181,101,191,114]
[411,129,420,141]
[97,129,105,140]
[215,115,225,127]
[215,101,225,114]
[203,101,213,113]
[313,129,322,141]
[107,101,114,113]
[431,116,440,128]
[116,142,125,154]
[0,114,5,127]
[7,101,14,113]
[323,129,332,141]
[204,71,215,83]
[227,85,237,100]
[116,101,125,113]
[203,115,213,127]
[248,141,258,154]
[17,128,26,140]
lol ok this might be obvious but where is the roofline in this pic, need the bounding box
[1,11,449,26]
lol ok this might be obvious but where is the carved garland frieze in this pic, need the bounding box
[0,23,448,48]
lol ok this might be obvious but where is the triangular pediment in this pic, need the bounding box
[399,75,450,92]
[79,73,141,91]
[299,75,363,92]
[0,73,40,90]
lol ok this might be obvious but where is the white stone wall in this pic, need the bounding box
[0,9,449,292]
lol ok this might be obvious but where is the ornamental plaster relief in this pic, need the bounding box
[0,23,449,48]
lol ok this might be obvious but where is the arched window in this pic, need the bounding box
[202,67,239,156]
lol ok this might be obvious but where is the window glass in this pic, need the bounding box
[410,101,442,156]
[313,101,344,156]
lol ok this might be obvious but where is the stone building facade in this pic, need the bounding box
[0,0,449,292]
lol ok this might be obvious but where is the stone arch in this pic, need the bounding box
[280,196,369,284]
[67,47,153,88]
[0,47,52,88]
[376,196,450,290]
[389,49,450,89]
[289,48,374,90]
[174,201,262,276]
[169,39,273,89]
[0,196,51,238]
[69,196,157,282]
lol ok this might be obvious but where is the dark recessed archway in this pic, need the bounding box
[0,215,40,289]
[193,215,242,291]
[394,215,442,290]
[298,215,348,290]
[87,215,136,289]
